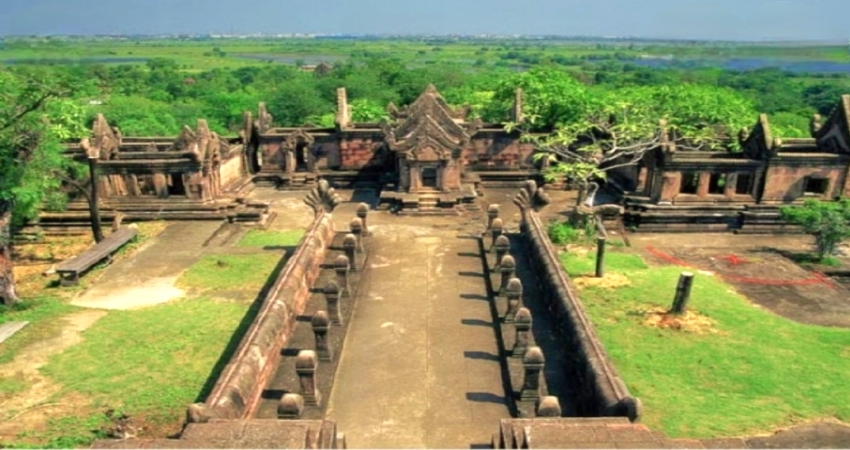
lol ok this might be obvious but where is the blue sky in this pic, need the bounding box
[1,0,848,41]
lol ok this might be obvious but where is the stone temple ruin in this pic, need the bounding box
[23,85,850,235]
[23,86,850,448]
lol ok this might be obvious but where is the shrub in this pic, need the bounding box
[547,221,581,245]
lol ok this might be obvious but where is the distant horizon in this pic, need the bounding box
[3,0,849,42]
[1,33,847,46]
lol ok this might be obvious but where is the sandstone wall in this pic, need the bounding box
[521,209,641,421]
[219,149,247,190]
[463,135,535,170]
[761,162,846,204]
[202,212,335,419]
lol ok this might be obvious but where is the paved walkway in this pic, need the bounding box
[325,222,510,448]
[71,221,223,310]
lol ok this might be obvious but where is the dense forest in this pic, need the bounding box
[3,55,850,137]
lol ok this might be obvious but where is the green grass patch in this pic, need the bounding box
[176,253,283,294]
[562,251,850,438]
[40,296,254,425]
[0,296,80,365]
[0,373,28,398]
[561,249,648,277]
[237,229,304,248]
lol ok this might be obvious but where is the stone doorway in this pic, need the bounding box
[295,143,309,172]
[421,166,438,188]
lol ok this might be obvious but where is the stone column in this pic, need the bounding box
[398,158,409,192]
[356,203,370,236]
[505,278,523,323]
[278,393,304,419]
[153,172,169,198]
[311,311,332,362]
[725,173,738,198]
[285,148,296,174]
[521,346,545,402]
[512,307,532,357]
[490,218,504,253]
[697,172,711,197]
[498,255,516,297]
[343,234,357,271]
[410,165,421,192]
[334,255,351,298]
[350,218,364,253]
[493,235,510,272]
[636,167,649,195]
[324,281,342,326]
[296,350,321,406]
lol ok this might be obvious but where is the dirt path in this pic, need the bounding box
[0,309,106,439]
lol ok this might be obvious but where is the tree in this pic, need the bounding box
[499,69,757,205]
[0,69,85,304]
[781,199,850,260]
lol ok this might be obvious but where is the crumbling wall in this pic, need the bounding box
[521,209,641,421]
[202,211,335,419]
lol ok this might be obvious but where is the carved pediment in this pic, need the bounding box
[406,145,451,162]
[814,95,850,154]
[174,125,198,154]
[741,114,776,160]
[384,85,472,159]
[84,114,121,160]
[284,129,315,150]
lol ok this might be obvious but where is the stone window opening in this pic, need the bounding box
[804,177,829,195]
[680,172,699,194]
[167,174,186,196]
[735,173,753,195]
[708,173,726,195]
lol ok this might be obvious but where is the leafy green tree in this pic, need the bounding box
[350,99,388,123]
[492,66,593,128]
[802,82,850,116]
[499,68,756,204]
[781,199,850,260]
[99,95,180,136]
[0,70,86,304]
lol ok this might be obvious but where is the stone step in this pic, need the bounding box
[92,419,344,449]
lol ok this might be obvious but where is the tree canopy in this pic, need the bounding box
[0,69,88,225]
[493,67,759,189]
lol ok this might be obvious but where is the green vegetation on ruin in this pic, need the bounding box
[562,250,850,438]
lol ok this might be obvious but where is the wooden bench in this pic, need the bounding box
[54,227,138,286]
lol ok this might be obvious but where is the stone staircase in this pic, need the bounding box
[493,417,748,449]
[18,198,270,237]
[91,419,345,449]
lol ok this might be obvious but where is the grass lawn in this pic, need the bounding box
[237,229,304,248]
[0,224,295,448]
[40,296,253,419]
[562,248,850,438]
[176,253,283,295]
[1,223,168,366]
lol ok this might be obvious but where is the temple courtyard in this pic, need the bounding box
[1,187,850,448]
